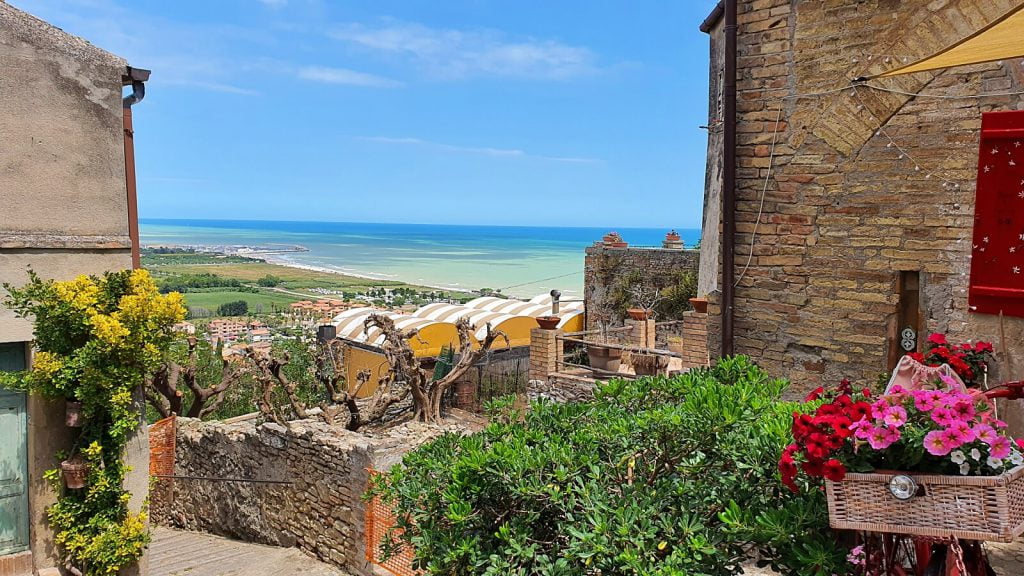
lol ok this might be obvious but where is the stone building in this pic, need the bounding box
[0,3,149,574]
[699,0,1024,397]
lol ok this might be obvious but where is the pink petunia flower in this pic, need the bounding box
[868,426,896,450]
[925,430,953,456]
[851,420,873,441]
[883,405,908,427]
[974,424,998,445]
[932,407,958,427]
[990,437,1012,460]
[913,390,937,412]
[941,427,965,451]
[947,420,977,444]
[950,401,976,422]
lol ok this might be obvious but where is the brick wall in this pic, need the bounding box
[702,0,1024,402]
[677,311,710,369]
[583,244,700,329]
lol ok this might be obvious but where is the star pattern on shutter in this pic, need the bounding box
[970,111,1024,317]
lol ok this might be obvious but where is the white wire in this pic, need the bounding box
[861,81,1024,100]
[735,104,783,287]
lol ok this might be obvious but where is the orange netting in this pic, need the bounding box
[366,470,421,576]
[149,415,176,476]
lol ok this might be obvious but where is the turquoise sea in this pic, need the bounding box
[139,219,701,298]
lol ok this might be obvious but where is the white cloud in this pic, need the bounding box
[354,136,599,164]
[329,21,599,81]
[297,66,403,88]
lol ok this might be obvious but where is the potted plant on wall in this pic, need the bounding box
[1,270,186,576]
[584,285,623,374]
[601,231,628,249]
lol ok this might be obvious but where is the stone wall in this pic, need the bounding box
[583,244,700,330]
[156,417,464,576]
[701,1,1024,407]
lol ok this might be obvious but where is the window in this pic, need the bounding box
[969,110,1024,318]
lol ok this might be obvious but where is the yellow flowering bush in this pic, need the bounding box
[2,269,186,575]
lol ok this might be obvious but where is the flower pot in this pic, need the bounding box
[689,297,708,314]
[631,353,669,376]
[627,308,651,321]
[65,400,83,428]
[536,316,561,330]
[586,345,622,373]
[61,455,89,490]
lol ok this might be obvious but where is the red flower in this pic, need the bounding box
[927,333,948,346]
[838,379,853,395]
[822,459,847,482]
[804,386,825,402]
[849,401,872,422]
[801,459,824,477]
[975,341,994,354]
[1015,438,1024,451]
[792,414,814,440]
[804,440,829,461]
[861,388,873,398]
[908,352,925,363]
[828,416,853,439]
[816,403,840,418]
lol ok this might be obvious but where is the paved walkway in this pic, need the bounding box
[150,527,350,576]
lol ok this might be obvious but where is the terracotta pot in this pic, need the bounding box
[65,400,83,428]
[632,353,669,377]
[587,345,623,373]
[689,297,708,314]
[626,308,651,321]
[536,315,561,330]
[61,455,89,490]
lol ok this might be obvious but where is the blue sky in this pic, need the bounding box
[17,0,719,228]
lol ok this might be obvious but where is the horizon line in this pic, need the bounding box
[138,216,702,232]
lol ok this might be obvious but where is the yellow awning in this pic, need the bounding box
[872,3,1024,78]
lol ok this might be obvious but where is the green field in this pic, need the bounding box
[179,290,303,313]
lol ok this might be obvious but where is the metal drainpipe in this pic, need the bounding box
[722,0,737,357]
[123,67,150,270]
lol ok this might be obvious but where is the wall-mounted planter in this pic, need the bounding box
[689,297,709,314]
[65,400,83,428]
[61,455,89,490]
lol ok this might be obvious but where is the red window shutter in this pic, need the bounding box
[969,110,1024,317]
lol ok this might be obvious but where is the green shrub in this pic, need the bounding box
[216,299,248,316]
[257,274,283,287]
[368,356,847,575]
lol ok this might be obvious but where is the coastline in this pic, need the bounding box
[260,254,477,295]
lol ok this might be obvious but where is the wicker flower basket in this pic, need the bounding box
[825,465,1024,542]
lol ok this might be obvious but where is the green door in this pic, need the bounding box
[0,342,29,556]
